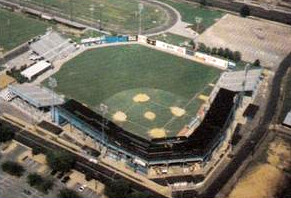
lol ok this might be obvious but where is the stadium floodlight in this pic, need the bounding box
[99,103,108,150]
[195,17,202,33]
[99,4,104,30]
[48,77,57,122]
[90,4,95,33]
[138,2,144,35]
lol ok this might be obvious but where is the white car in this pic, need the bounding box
[78,185,87,192]
[89,158,98,164]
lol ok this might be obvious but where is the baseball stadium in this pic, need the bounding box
[51,42,238,165]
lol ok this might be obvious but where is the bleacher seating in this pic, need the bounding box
[0,88,15,101]
[30,31,76,62]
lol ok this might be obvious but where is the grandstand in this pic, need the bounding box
[29,31,76,62]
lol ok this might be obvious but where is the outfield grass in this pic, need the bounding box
[150,33,192,46]
[159,0,224,29]
[0,9,48,52]
[23,0,167,33]
[50,45,220,139]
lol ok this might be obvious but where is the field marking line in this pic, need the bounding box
[162,75,220,129]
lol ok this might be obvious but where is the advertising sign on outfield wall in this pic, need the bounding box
[155,40,186,55]
[138,35,147,43]
[194,52,228,69]
[128,35,138,41]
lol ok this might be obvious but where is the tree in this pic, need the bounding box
[253,59,260,67]
[223,48,231,58]
[31,146,43,156]
[200,0,207,6]
[58,188,82,198]
[198,43,207,53]
[228,51,234,60]
[240,5,250,17]
[27,173,54,194]
[233,51,242,62]
[105,179,131,198]
[46,151,76,172]
[27,173,43,186]
[218,47,224,56]
[1,161,25,177]
[211,47,218,55]
[205,47,211,54]
[129,191,151,198]
[0,125,15,143]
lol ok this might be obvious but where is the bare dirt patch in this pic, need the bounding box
[197,14,291,68]
[148,128,166,138]
[170,106,186,117]
[144,111,156,121]
[112,111,127,122]
[229,164,287,198]
[133,93,150,103]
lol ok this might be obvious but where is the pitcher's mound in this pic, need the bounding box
[170,107,186,117]
[133,93,150,103]
[144,111,156,120]
[148,128,166,138]
[112,111,127,122]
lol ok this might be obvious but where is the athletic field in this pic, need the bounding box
[0,9,48,52]
[50,45,220,139]
[22,0,167,33]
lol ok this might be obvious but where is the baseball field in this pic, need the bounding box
[22,0,168,33]
[50,44,220,139]
[0,8,48,52]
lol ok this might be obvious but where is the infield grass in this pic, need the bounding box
[0,9,48,52]
[50,44,220,139]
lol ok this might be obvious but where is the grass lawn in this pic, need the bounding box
[49,44,220,139]
[149,33,192,46]
[0,9,48,52]
[159,0,224,29]
[23,0,167,33]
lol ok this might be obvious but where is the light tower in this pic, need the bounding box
[48,77,57,122]
[195,17,202,33]
[138,2,144,35]
[99,103,108,150]
[99,3,104,30]
[89,4,95,34]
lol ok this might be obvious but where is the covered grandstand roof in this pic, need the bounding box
[8,84,64,108]
[30,31,76,62]
[217,69,262,92]
[20,60,51,80]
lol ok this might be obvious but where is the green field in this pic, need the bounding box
[22,0,167,33]
[150,33,192,46]
[158,0,225,30]
[50,45,220,139]
[0,9,48,52]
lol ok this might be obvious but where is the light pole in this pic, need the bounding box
[195,17,202,33]
[89,4,95,33]
[69,0,73,21]
[48,77,57,122]
[99,4,104,30]
[138,2,144,35]
[99,103,108,151]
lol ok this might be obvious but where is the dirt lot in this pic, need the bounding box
[228,136,291,198]
[197,14,291,68]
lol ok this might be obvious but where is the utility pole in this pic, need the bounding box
[138,3,144,35]
[48,77,57,122]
